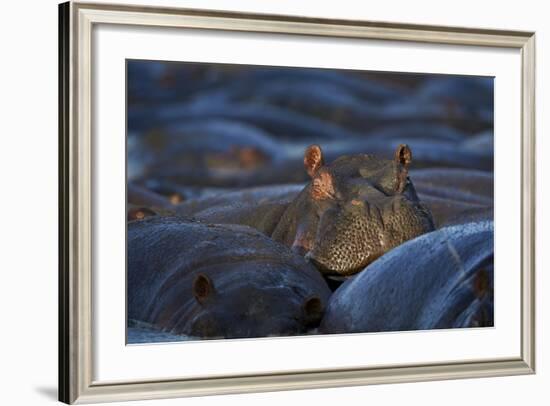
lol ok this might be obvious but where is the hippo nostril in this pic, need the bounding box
[302,295,324,328]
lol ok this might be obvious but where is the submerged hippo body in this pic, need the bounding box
[128,217,331,339]
[128,118,285,183]
[320,221,494,334]
[179,144,435,276]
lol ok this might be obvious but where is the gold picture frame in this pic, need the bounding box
[59,1,536,403]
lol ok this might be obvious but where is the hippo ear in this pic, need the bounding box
[168,192,184,205]
[304,145,324,178]
[302,295,324,326]
[193,273,213,304]
[127,207,157,222]
[394,144,412,169]
[394,144,412,193]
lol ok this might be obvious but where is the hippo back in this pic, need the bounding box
[128,216,331,339]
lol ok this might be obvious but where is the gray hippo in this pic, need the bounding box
[128,118,285,183]
[127,183,177,222]
[411,168,493,227]
[128,182,175,209]
[319,220,494,334]
[179,144,435,276]
[416,195,493,228]
[128,216,331,339]
[411,168,493,202]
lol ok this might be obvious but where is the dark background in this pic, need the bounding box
[127,61,493,201]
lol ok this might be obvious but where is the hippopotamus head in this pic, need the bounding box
[274,144,434,275]
[181,270,325,339]
[146,260,328,339]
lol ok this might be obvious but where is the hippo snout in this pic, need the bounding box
[304,196,434,275]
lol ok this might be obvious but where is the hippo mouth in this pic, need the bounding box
[305,244,376,276]
[304,208,385,275]
[304,197,433,276]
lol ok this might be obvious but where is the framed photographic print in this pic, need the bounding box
[59,1,536,404]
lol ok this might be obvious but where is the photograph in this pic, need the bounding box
[126,60,495,343]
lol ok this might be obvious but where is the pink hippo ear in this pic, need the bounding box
[394,144,412,193]
[193,273,213,304]
[304,144,324,178]
[394,144,412,168]
[127,207,157,222]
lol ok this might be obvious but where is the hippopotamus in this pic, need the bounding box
[214,67,405,104]
[179,144,435,276]
[127,118,286,183]
[127,60,240,109]
[128,182,175,209]
[128,216,331,339]
[127,205,159,222]
[135,178,234,204]
[319,221,494,334]
[411,168,493,201]
[175,67,405,132]
[415,195,493,227]
[176,184,303,218]
[410,168,493,227]
[127,183,176,222]
[415,76,494,129]
[376,76,493,134]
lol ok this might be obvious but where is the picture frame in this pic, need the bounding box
[59,1,536,404]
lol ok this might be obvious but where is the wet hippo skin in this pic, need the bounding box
[319,221,494,334]
[128,216,331,339]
